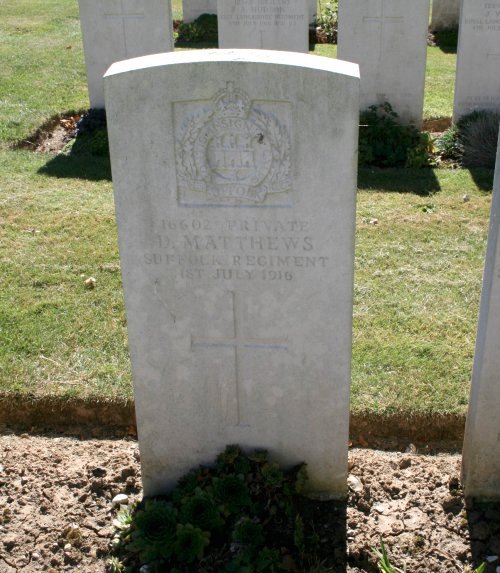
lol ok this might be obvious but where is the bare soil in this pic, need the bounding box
[1,430,499,573]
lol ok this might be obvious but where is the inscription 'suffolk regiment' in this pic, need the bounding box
[175,82,292,205]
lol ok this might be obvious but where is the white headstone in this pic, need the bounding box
[462,132,500,499]
[104,49,359,497]
[453,1,500,120]
[337,0,430,126]
[77,0,173,109]
[183,0,317,24]
[430,0,460,31]
[217,0,309,52]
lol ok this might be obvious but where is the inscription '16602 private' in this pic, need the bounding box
[174,82,292,206]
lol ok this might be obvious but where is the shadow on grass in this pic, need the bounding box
[38,152,111,181]
[467,168,495,192]
[358,167,441,196]
[466,499,500,573]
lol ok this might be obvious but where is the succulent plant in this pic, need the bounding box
[260,463,284,487]
[232,517,264,547]
[129,500,177,562]
[212,475,251,512]
[173,523,210,563]
[179,491,224,530]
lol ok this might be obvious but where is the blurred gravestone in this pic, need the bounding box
[337,0,429,126]
[453,1,500,120]
[430,0,460,31]
[217,0,309,51]
[462,133,500,499]
[183,0,317,24]
[104,49,359,497]
[78,0,173,108]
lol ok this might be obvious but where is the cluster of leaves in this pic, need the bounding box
[111,445,309,572]
[315,1,338,43]
[176,14,218,44]
[358,102,433,168]
[435,110,500,168]
[69,108,109,157]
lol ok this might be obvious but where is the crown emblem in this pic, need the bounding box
[175,84,292,205]
[213,82,251,119]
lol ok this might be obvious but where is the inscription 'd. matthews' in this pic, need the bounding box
[174,82,293,206]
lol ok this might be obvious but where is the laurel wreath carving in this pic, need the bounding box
[176,106,292,197]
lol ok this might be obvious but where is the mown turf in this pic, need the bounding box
[0,0,493,420]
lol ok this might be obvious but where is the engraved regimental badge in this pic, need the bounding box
[175,82,292,206]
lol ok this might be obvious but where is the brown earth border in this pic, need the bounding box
[0,393,465,451]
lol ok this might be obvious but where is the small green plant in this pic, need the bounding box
[434,124,461,163]
[373,540,407,573]
[315,1,338,43]
[176,13,218,44]
[358,102,432,168]
[111,445,309,572]
[373,540,486,573]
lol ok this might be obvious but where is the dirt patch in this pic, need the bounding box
[14,113,81,153]
[1,430,498,573]
[423,117,453,134]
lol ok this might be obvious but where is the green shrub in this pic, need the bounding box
[434,110,500,168]
[457,110,500,168]
[111,445,309,572]
[176,13,218,44]
[315,1,338,43]
[358,102,432,168]
[434,124,461,162]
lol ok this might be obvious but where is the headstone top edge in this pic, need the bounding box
[104,49,360,80]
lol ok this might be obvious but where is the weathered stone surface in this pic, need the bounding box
[104,50,359,497]
[453,1,500,119]
[430,0,460,31]
[217,0,309,51]
[184,0,317,23]
[462,133,500,499]
[337,0,429,126]
[77,0,173,109]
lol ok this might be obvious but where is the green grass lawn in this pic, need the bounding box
[0,0,492,419]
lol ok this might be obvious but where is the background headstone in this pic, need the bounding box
[453,1,500,120]
[430,0,460,31]
[183,0,218,22]
[104,49,359,497]
[78,0,174,109]
[462,132,500,499]
[217,0,309,51]
[337,0,430,126]
[183,0,317,24]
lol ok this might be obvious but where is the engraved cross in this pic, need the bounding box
[363,1,404,61]
[191,291,288,427]
[103,0,144,57]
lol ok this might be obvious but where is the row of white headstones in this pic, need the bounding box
[79,0,500,500]
[182,0,461,29]
[79,0,500,126]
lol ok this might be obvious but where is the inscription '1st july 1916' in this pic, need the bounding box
[174,82,292,206]
[143,217,329,282]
